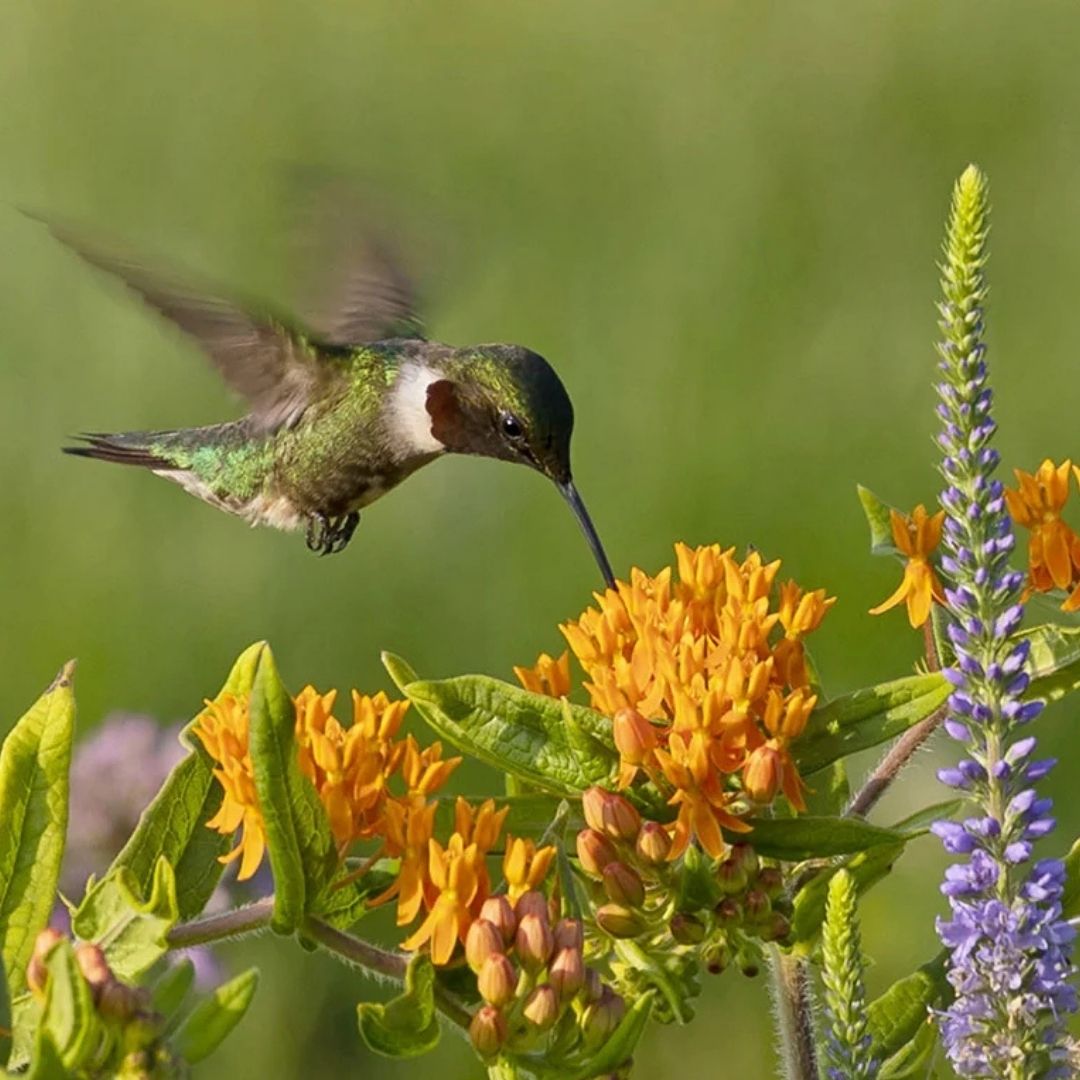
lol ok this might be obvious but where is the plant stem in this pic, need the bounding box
[845,703,947,819]
[303,916,473,1031]
[166,897,275,948]
[770,949,820,1080]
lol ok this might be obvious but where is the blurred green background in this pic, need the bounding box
[4,1,1080,1075]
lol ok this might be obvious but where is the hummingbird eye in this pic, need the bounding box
[500,412,525,441]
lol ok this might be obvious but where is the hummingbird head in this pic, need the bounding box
[424,344,615,587]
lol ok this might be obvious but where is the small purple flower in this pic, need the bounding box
[933,166,1075,1075]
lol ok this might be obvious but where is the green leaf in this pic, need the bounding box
[1022,622,1080,703]
[393,672,618,798]
[108,744,228,921]
[151,958,195,1023]
[891,799,965,837]
[1061,837,1080,919]
[172,967,259,1065]
[0,956,10,1068]
[0,663,75,997]
[857,485,900,557]
[357,953,440,1059]
[248,645,337,933]
[867,951,949,1061]
[795,673,949,777]
[39,939,109,1071]
[791,842,906,951]
[308,866,397,930]
[736,816,906,861]
[878,1017,940,1079]
[25,1031,66,1080]
[71,858,178,981]
[802,760,849,817]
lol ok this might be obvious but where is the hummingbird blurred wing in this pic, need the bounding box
[38,218,340,430]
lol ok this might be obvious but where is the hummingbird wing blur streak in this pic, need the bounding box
[42,218,616,586]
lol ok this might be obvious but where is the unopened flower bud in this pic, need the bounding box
[553,918,584,952]
[595,902,646,939]
[75,943,111,994]
[756,866,784,898]
[523,984,560,1030]
[582,787,641,842]
[581,988,626,1050]
[743,889,771,923]
[478,953,517,1007]
[729,843,759,879]
[715,857,748,895]
[714,897,743,927]
[97,979,146,1023]
[469,1004,507,1057]
[743,744,783,804]
[515,889,550,923]
[737,947,761,978]
[478,896,517,946]
[515,913,554,971]
[763,912,792,943]
[602,862,645,908]
[703,939,730,975]
[635,821,672,865]
[613,707,657,765]
[577,828,619,877]
[669,912,706,944]
[465,919,504,974]
[27,928,64,996]
[548,947,585,1000]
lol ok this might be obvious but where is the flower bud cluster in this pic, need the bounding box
[465,890,624,1061]
[576,788,792,1019]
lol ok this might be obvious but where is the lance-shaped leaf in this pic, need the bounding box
[791,842,906,951]
[38,939,109,1072]
[734,816,906,861]
[0,956,10,1068]
[172,967,259,1065]
[357,953,440,1058]
[71,858,178,981]
[0,663,75,997]
[1021,622,1080,702]
[1061,837,1080,919]
[857,485,901,557]
[151,957,195,1021]
[795,673,949,777]
[26,1031,66,1080]
[106,645,266,920]
[867,950,949,1061]
[383,657,618,797]
[878,1018,939,1079]
[249,646,338,933]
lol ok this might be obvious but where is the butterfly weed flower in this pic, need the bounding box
[516,543,834,857]
[868,504,947,628]
[932,165,1076,1077]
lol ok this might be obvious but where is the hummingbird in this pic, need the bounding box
[40,218,615,586]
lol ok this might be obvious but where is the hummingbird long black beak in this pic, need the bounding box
[558,480,616,590]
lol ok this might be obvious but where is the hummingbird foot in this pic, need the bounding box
[305,511,360,556]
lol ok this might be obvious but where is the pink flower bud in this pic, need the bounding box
[635,821,672,865]
[26,928,64,996]
[465,920,504,974]
[757,866,784,898]
[669,912,706,944]
[762,912,792,943]
[714,897,743,927]
[580,966,604,1004]
[478,954,517,1007]
[74,943,111,992]
[523,984,560,1030]
[514,913,554,972]
[715,856,748,895]
[469,1005,507,1057]
[548,947,585,1000]
[478,896,517,946]
[576,828,619,877]
[581,988,626,1050]
[743,888,771,923]
[595,903,646,939]
[612,707,657,765]
[601,862,645,909]
[553,918,584,952]
[582,787,641,841]
[514,889,549,923]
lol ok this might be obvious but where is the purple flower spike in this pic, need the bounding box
[932,166,1075,1074]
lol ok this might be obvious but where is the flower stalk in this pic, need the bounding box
[932,164,1076,1077]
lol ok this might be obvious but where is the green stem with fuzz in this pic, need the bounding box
[770,948,820,1080]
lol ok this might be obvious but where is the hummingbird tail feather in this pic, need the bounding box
[62,433,172,469]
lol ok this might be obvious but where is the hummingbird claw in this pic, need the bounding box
[306,511,360,556]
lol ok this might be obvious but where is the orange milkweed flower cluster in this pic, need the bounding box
[1005,459,1080,611]
[868,504,947,628]
[516,543,835,861]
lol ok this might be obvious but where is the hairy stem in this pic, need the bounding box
[303,916,473,1030]
[166,897,275,948]
[845,704,947,819]
[770,949,820,1080]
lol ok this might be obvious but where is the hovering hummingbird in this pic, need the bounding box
[39,219,615,586]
